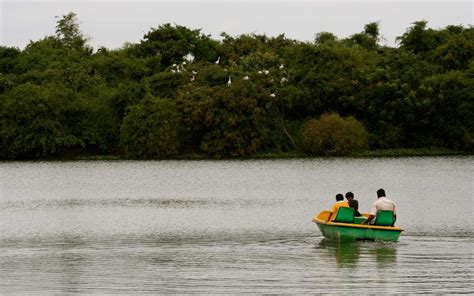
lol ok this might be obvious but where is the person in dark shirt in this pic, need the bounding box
[345,192,361,216]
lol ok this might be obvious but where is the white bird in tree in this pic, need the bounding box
[227,75,232,87]
[258,70,263,75]
[215,56,220,65]
[172,63,177,67]
[270,93,276,98]
[243,75,249,80]
[264,70,270,75]
[190,75,195,82]
[279,64,285,70]
[192,70,198,75]
[183,52,195,63]
[280,77,289,84]
[171,69,176,73]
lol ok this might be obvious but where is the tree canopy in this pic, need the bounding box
[1,14,472,159]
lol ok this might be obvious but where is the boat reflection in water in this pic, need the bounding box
[317,239,397,268]
[370,243,397,268]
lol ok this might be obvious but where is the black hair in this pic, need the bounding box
[336,193,344,201]
[345,192,354,199]
[377,188,386,198]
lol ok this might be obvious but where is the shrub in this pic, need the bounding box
[120,96,181,158]
[301,113,369,156]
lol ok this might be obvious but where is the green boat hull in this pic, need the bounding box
[316,222,402,242]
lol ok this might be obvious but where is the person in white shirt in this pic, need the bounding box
[363,188,397,225]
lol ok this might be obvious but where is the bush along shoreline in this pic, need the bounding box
[53,148,472,161]
[1,13,473,160]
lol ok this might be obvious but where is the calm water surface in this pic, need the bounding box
[0,157,473,294]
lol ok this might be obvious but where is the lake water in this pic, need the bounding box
[0,157,472,294]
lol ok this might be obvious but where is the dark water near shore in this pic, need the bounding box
[1,157,473,293]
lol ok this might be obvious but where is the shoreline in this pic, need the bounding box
[1,148,471,162]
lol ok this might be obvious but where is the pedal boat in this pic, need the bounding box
[312,208,403,242]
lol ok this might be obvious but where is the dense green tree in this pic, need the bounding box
[75,84,121,154]
[284,40,375,118]
[176,79,278,157]
[139,23,218,67]
[413,70,474,149]
[314,32,338,45]
[346,22,381,50]
[148,70,188,98]
[91,48,152,85]
[0,83,81,158]
[120,96,181,158]
[0,46,20,75]
[432,26,474,71]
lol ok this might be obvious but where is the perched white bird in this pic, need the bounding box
[183,52,195,63]
[243,75,249,80]
[258,70,263,74]
[227,75,232,86]
[190,75,195,82]
[264,70,270,75]
[192,70,198,75]
[171,69,176,73]
[182,61,187,65]
[280,77,289,84]
[279,64,285,70]
[270,93,276,98]
[172,63,177,67]
[215,57,220,64]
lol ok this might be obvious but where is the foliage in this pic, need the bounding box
[413,70,474,150]
[55,12,89,50]
[284,40,374,118]
[301,113,369,156]
[0,46,20,75]
[139,23,218,67]
[120,96,181,158]
[176,80,277,157]
[0,83,81,158]
[1,13,472,159]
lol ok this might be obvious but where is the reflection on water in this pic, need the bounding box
[318,239,361,267]
[0,157,472,293]
[317,239,397,268]
[57,236,87,295]
[371,243,397,268]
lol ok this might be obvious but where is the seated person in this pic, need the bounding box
[329,193,349,221]
[363,188,397,226]
[345,191,362,216]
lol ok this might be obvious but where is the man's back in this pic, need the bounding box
[370,196,396,216]
[363,189,397,225]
